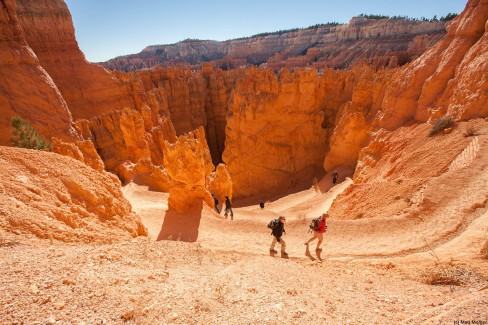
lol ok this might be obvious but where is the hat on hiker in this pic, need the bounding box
[321,213,330,219]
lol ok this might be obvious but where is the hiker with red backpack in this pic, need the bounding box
[268,215,288,257]
[305,213,329,252]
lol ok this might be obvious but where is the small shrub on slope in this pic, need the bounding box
[429,116,455,136]
[11,116,50,150]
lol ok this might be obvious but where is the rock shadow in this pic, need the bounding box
[157,202,203,242]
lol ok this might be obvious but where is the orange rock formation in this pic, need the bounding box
[163,127,214,211]
[207,163,233,204]
[1,0,486,219]
[222,68,329,198]
[0,146,147,242]
[0,0,76,145]
[329,0,488,224]
[14,0,136,120]
[378,0,488,129]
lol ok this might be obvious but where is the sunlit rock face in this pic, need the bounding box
[377,0,488,129]
[208,163,233,204]
[0,0,76,146]
[328,0,488,224]
[163,127,214,211]
[14,0,136,120]
[222,68,329,198]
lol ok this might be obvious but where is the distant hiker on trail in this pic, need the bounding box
[212,193,220,214]
[268,216,288,257]
[259,200,265,209]
[224,196,234,220]
[312,177,319,194]
[305,213,329,252]
[332,170,339,184]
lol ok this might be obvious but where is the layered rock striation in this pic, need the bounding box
[103,18,446,72]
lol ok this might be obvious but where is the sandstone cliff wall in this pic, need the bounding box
[15,0,136,120]
[328,0,488,224]
[0,0,76,145]
[129,65,243,165]
[222,68,329,198]
[378,0,488,129]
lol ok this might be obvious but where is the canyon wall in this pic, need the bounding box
[377,0,488,130]
[14,0,136,120]
[130,65,244,165]
[103,18,446,72]
[329,0,488,220]
[2,0,486,215]
[222,68,330,198]
[0,0,76,145]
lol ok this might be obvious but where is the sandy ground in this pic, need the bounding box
[2,171,486,324]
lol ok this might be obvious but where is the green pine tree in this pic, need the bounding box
[11,116,50,150]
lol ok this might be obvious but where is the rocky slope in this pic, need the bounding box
[0,146,147,242]
[328,0,488,227]
[103,18,447,72]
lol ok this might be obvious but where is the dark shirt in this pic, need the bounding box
[225,198,232,208]
[272,221,285,238]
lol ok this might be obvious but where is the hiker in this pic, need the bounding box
[212,193,220,214]
[312,177,319,194]
[224,196,234,220]
[269,216,288,257]
[332,170,339,184]
[305,212,329,252]
[259,200,265,209]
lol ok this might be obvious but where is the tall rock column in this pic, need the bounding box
[163,127,214,211]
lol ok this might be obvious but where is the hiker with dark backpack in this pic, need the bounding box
[268,216,288,257]
[224,196,234,220]
[305,213,329,252]
[332,171,339,184]
[212,193,220,214]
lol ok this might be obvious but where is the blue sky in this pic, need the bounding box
[64,0,468,63]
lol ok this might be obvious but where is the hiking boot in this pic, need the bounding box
[281,252,289,257]
[269,249,277,254]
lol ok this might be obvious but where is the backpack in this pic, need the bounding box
[267,219,279,230]
[309,217,321,231]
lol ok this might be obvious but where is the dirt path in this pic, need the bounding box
[124,137,488,262]
[123,175,353,258]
